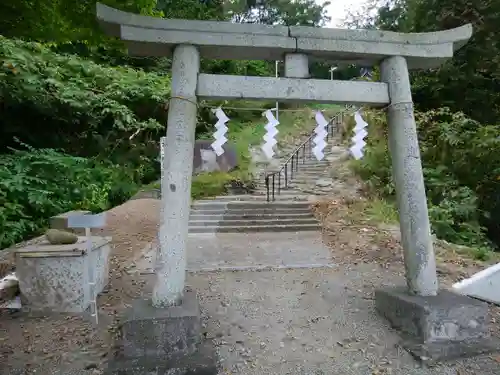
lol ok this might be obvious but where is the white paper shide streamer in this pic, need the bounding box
[312,111,328,161]
[349,111,368,160]
[211,107,229,156]
[261,109,279,159]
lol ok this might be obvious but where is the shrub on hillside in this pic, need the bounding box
[350,107,500,250]
[0,147,138,249]
[0,36,169,163]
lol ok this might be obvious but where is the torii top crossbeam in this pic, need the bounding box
[96,3,472,70]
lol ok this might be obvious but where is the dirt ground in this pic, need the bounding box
[312,196,500,342]
[0,199,160,375]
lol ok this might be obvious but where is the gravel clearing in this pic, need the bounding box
[187,265,500,375]
[1,186,500,374]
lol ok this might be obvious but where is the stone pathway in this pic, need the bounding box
[132,232,334,273]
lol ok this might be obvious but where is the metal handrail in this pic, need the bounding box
[264,111,344,202]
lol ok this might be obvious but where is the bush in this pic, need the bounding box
[0,147,138,249]
[350,107,500,250]
[0,36,169,163]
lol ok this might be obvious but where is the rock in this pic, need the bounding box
[338,151,351,162]
[330,146,345,155]
[45,229,78,245]
[315,178,333,188]
[0,273,19,303]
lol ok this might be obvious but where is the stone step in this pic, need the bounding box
[190,207,312,215]
[193,194,313,202]
[189,217,318,227]
[189,212,314,220]
[191,200,313,210]
[188,223,321,233]
[268,161,329,167]
[260,175,327,184]
[262,167,330,176]
[254,182,321,189]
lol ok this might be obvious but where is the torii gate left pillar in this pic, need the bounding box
[96,4,496,372]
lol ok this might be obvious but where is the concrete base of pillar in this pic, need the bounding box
[105,341,218,375]
[105,290,218,374]
[375,286,500,364]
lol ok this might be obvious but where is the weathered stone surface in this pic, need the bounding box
[105,340,218,375]
[315,178,333,187]
[45,229,78,245]
[107,291,217,375]
[193,140,237,173]
[0,273,19,303]
[375,286,499,363]
[197,74,390,106]
[119,291,201,360]
[14,236,111,313]
[154,44,199,307]
[96,3,472,69]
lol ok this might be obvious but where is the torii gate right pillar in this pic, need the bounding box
[380,55,438,296]
[375,56,498,362]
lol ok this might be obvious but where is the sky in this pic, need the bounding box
[318,0,368,27]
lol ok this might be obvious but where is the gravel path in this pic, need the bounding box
[188,265,500,375]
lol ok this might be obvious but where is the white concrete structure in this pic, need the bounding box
[96,3,472,304]
[453,263,500,305]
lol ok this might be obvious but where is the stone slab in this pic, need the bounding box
[105,340,218,375]
[375,286,500,363]
[13,236,111,313]
[197,74,390,106]
[453,262,500,305]
[97,3,473,69]
[119,291,202,360]
[132,232,334,274]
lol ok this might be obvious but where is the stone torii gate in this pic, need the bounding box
[96,4,493,372]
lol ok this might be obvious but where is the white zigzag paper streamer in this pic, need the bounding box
[312,111,328,161]
[261,109,279,159]
[211,107,229,156]
[349,111,369,160]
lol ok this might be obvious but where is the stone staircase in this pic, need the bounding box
[188,119,344,234]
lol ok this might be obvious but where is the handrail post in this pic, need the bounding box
[272,175,275,201]
[265,175,270,202]
[284,164,288,188]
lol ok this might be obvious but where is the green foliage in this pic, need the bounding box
[351,108,500,250]
[0,0,161,42]
[346,0,500,124]
[0,37,168,162]
[0,146,138,249]
[227,0,330,26]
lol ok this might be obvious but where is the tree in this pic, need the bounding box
[226,0,330,26]
[344,0,500,124]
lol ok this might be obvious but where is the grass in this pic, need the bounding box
[359,198,399,225]
[346,196,497,262]
[148,102,318,200]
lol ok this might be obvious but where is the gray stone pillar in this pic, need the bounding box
[380,56,438,296]
[153,45,200,307]
[284,53,309,78]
